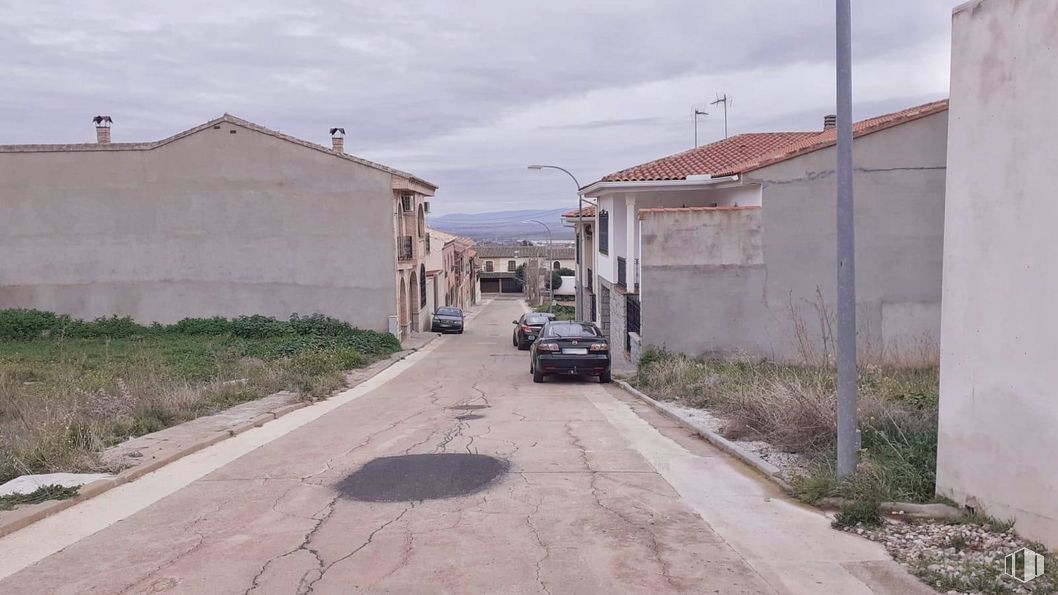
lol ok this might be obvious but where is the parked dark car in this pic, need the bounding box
[512,312,555,350]
[431,307,464,333]
[530,321,611,383]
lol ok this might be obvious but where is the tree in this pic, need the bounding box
[547,267,575,290]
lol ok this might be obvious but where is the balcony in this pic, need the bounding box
[616,256,627,288]
[398,236,414,260]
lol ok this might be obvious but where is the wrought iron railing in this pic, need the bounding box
[398,236,414,260]
[626,294,641,352]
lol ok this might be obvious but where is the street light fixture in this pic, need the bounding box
[521,219,553,311]
[527,165,594,321]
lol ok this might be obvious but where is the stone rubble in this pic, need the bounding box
[842,519,1056,594]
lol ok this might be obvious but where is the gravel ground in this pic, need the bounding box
[842,519,1056,594]
[663,400,813,479]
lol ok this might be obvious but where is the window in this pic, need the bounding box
[417,205,426,237]
[553,261,561,270]
[599,210,609,255]
[400,195,414,213]
[485,260,494,272]
[507,260,516,272]
[544,322,602,338]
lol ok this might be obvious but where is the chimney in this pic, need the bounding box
[823,114,837,131]
[93,115,113,144]
[329,127,345,153]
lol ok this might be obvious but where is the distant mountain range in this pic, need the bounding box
[429,208,575,242]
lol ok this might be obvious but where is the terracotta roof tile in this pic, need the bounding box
[562,205,596,218]
[720,99,949,175]
[595,99,949,183]
[601,132,817,182]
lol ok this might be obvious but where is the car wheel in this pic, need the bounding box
[599,368,612,383]
[533,367,545,383]
[513,334,518,347]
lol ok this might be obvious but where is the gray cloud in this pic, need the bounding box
[0,0,955,214]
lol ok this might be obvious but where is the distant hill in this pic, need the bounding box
[430,208,574,242]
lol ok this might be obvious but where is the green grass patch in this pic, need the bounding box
[0,310,401,484]
[534,303,576,321]
[0,484,80,511]
[636,349,940,509]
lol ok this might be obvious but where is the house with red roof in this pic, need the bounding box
[580,99,949,365]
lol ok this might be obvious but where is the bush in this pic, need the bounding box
[229,315,294,339]
[63,315,147,339]
[0,309,65,340]
[168,317,233,335]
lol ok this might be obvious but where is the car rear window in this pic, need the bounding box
[437,308,461,316]
[524,315,550,325]
[544,323,602,338]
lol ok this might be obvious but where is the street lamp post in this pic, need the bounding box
[522,219,553,310]
[527,165,592,320]
[835,0,858,478]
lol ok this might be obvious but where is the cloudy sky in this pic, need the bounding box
[2,1,953,215]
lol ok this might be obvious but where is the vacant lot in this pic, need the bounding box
[634,351,939,508]
[0,310,400,483]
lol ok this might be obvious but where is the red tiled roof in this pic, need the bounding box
[562,205,596,218]
[596,99,949,183]
[720,99,949,175]
[601,132,817,182]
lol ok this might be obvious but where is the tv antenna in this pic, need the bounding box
[693,109,709,147]
[710,93,731,138]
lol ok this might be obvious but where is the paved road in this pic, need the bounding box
[0,298,928,594]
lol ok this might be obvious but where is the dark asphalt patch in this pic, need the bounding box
[447,404,488,410]
[455,414,483,420]
[338,454,509,502]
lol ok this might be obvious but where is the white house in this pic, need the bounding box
[583,100,949,365]
[476,245,575,294]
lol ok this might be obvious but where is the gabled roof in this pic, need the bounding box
[594,99,949,184]
[475,245,575,259]
[0,114,437,190]
[562,205,596,219]
[719,99,949,175]
[601,132,817,182]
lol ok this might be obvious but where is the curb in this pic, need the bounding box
[614,380,963,521]
[615,380,793,493]
[0,340,437,539]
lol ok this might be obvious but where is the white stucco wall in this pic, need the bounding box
[0,121,399,331]
[936,0,1058,548]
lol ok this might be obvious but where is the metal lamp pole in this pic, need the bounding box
[835,0,858,478]
[522,219,553,310]
[527,165,586,318]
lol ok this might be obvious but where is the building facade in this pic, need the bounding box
[476,245,575,295]
[936,0,1058,548]
[0,114,436,338]
[584,100,948,366]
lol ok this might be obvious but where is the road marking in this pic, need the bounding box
[0,338,444,581]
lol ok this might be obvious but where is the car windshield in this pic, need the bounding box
[437,308,461,316]
[544,323,601,338]
[524,315,550,325]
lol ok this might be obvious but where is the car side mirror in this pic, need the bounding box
[512,320,518,324]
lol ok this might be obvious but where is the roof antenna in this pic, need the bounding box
[710,93,731,139]
[693,108,709,147]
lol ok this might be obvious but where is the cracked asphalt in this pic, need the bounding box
[0,298,930,594]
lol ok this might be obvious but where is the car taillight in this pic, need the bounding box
[521,325,532,333]
[537,342,560,352]
[590,343,608,352]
